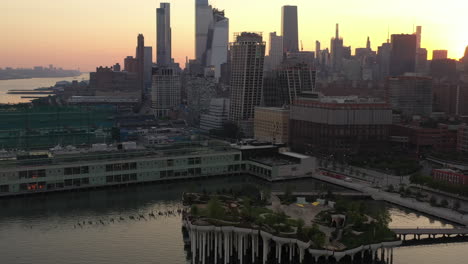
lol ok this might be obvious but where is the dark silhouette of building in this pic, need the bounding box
[430,59,457,82]
[281,6,299,53]
[390,34,416,76]
[90,67,140,99]
[157,3,172,66]
[377,42,392,80]
[432,50,448,60]
[463,46,468,72]
[113,63,121,72]
[124,56,138,73]
[331,24,344,71]
[433,83,468,116]
[136,34,145,100]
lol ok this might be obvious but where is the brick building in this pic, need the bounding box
[458,124,468,153]
[391,124,458,153]
[432,169,468,185]
[290,92,392,155]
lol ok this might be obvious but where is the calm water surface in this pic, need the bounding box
[0,73,89,104]
[0,176,467,264]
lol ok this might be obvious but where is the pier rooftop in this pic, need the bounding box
[0,140,236,169]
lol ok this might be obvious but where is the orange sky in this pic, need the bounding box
[1,0,467,72]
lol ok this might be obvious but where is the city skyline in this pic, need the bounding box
[1,0,467,71]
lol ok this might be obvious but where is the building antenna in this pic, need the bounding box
[387,25,390,43]
[301,40,304,51]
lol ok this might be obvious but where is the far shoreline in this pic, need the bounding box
[0,74,83,81]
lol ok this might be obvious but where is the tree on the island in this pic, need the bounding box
[191,205,199,216]
[375,209,391,227]
[207,197,224,219]
[240,197,255,222]
[308,224,326,248]
[297,218,305,234]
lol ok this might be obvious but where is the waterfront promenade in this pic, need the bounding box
[310,173,468,226]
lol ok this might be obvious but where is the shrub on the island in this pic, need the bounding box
[399,185,406,194]
[405,188,412,196]
[387,184,394,192]
[440,199,449,208]
[191,205,199,216]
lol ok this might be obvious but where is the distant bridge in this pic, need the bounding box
[271,191,371,197]
[390,227,468,240]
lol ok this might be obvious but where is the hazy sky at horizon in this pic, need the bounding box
[1,0,467,71]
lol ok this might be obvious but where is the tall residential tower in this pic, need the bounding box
[156,3,172,66]
[136,34,145,100]
[195,0,213,63]
[229,33,266,129]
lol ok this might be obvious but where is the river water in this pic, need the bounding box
[0,176,466,264]
[0,73,89,104]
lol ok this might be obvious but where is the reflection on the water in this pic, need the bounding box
[0,175,467,264]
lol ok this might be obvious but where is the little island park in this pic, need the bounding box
[182,186,401,264]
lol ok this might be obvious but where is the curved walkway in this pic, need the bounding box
[310,173,468,227]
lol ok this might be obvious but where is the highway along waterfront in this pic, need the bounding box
[0,176,467,264]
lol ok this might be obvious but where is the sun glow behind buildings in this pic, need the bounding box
[1,0,467,71]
